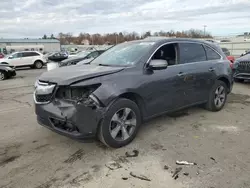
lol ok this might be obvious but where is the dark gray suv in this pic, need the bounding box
[34,38,233,148]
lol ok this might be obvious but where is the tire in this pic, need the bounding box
[205,80,228,112]
[98,98,141,148]
[34,60,43,69]
[0,71,6,80]
[234,78,244,83]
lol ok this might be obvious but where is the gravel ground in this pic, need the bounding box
[0,68,250,188]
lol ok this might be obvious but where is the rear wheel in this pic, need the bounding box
[34,60,43,69]
[205,80,228,112]
[0,71,6,80]
[98,98,141,148]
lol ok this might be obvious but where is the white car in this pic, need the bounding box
[0,51,47,69]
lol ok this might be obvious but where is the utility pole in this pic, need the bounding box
[115,34,118,45]
[203,25,207,36]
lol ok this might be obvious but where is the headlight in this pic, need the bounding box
[34,80,56,95]
[5,67,13,71]
[56,84,102,106]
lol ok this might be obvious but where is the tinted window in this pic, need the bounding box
[204,46,221,60]
[179,43,206,64]
[22,52,39,57]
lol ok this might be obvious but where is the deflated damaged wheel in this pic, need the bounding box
[98,98,141,148]
[205,80,227,112]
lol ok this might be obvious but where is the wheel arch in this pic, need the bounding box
[217,76,231,93]
[118,92,146,121]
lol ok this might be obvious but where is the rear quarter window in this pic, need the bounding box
[204,46,221,60]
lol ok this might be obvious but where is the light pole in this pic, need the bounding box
[203,25,207,36]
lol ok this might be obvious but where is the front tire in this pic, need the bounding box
[0,71,6,80]
[98,98,141,148]
[34,60,43,69]
[205,80,228,112]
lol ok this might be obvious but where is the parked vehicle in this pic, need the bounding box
[233,54,250,82]
[0,51,46,69]
[0,53,4,58]
[241,50,250,57]
[221,47,235,63]
[0,64,16,80]
[47,52,68,62]
[34,38,233,148]
[59,50,105,67]
[6,45,44,54]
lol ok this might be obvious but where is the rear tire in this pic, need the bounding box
[98,98,141,148]
[205,80,228,112]
[0,71,6,80]
[34,60,43,69]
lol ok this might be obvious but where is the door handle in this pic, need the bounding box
[177,72,185,77]
[208,67,215,72]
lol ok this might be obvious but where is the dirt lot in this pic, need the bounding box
[1,68,250,188]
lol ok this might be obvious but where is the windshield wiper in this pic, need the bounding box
[98,64,112,66]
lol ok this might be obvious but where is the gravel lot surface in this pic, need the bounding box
[0,68,250,188]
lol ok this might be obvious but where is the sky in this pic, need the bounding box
[0,0,250,38]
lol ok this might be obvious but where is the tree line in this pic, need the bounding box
[42,29,213,45]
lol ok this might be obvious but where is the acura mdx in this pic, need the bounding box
[34,38,233,148]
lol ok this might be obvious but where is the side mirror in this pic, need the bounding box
[8,56,13,59]
[149,59,168,70]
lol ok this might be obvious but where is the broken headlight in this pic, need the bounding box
[56,84,102,107]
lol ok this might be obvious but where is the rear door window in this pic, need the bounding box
[179,43,206,64]
[204,46,221,60]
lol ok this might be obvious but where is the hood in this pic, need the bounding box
[236,54,250,62]
[39,64,124,85]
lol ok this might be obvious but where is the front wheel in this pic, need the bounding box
[205,80,228,112]
[98,98,141,148]
[34,61,43,69]
[0,71,6,80]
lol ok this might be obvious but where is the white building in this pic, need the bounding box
[0,38,61,54]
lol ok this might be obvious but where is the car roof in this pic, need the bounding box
[123,37,220,50]
[18,51,41,53]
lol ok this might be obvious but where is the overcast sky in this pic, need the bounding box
[0,0,250,38]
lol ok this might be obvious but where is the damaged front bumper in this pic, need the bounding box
[35,96,105,141]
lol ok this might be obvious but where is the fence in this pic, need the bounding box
[218,42,250,57]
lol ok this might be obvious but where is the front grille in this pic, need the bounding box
[35,94,53,103]
[238,61,250,71]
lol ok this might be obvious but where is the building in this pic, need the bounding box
[0,38,61,54]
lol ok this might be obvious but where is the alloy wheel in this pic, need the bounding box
[0,72,5,80]
[214,85,226,108]
[109,108,137,141]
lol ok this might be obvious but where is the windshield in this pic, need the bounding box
[91,42,155,66]
[77,51,91,57]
